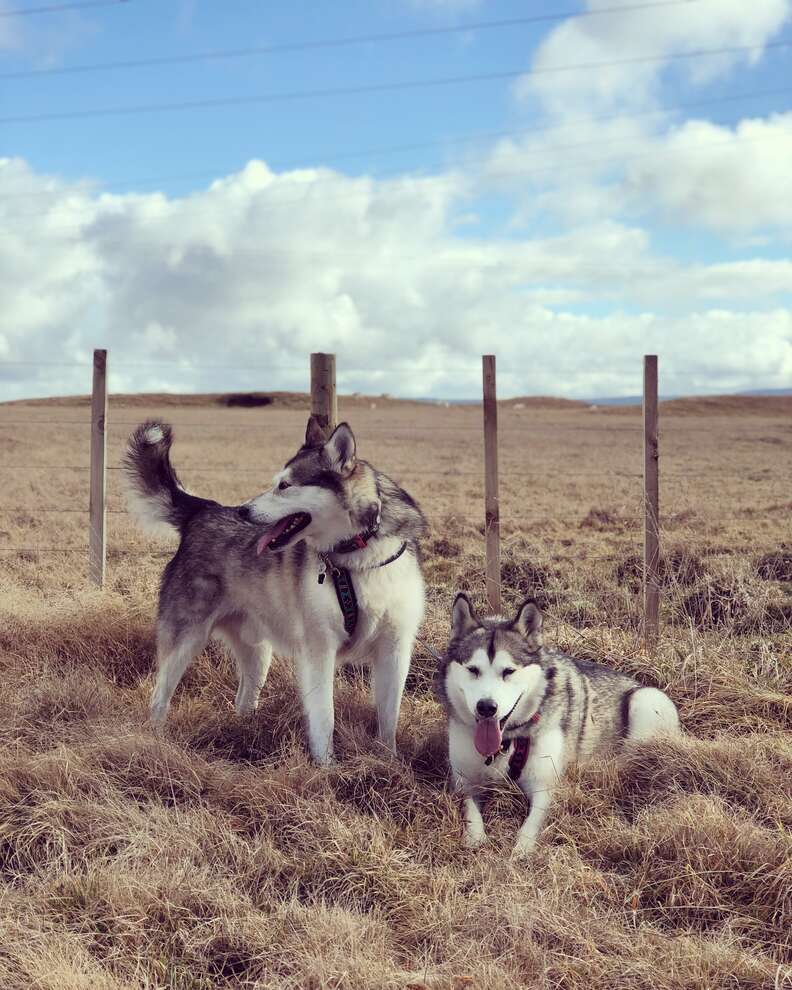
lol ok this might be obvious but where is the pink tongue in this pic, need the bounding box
[474,718,502,757]
[255,516,292,556]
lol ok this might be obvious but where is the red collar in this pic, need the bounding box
[330,526,378,554]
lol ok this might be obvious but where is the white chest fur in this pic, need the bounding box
[448,717,511,787]
[339,551,425,663]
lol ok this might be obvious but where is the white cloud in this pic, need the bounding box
[1,158,791,402]
[491,0,792,236]
[623,114,792,232]
[515,0,792,116]
[480,111,792,235]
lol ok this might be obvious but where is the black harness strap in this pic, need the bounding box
[508,737,531,780]
[318,541,409,636]
[331,567,358,635]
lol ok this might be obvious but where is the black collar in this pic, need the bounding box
[503,710,541,737]
[317,541,409,637]
[319,540,408,580]
[367,541,409,570]
[499,692,524,730]
[330,525,379,554]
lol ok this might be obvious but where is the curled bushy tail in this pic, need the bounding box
[122,420,217,536]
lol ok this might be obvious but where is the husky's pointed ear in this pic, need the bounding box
[451,593,480,639]
[323,422,357,476]
[510,599,543,650]
[305,414,330,449]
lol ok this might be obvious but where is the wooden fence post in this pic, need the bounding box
[89,348,107,588]
[643,354,660,649]
[310,353,337,433]
[482,355,501,614]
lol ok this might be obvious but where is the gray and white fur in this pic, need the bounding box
[123,416,427,764]
[435,593,680,857]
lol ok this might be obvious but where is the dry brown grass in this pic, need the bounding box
[0,395,790,989]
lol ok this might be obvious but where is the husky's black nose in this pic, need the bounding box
[476,698,497,719]
[237,505,252,521]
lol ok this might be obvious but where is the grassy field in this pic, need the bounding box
[0,394,790,989]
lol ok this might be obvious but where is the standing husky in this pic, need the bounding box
[123,416,426,764]
[435,593,679,856]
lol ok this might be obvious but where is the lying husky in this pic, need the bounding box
[123,416,426,763]
[435,593,680,856]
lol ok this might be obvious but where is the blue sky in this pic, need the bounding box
[3,1,623,192]
[1,0,792,400]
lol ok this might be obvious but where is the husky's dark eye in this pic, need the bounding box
[502,668,516,678]
[467,665,480,678]
[277,480,291,492]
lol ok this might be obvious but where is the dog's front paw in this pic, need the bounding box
[511,835,537,862]
[148,710,168,731]
[463,827,488,850]
[309,745,337,767]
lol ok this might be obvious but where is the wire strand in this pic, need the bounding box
[0,0,127,16]
[3,83,788,203]
[5,123,790,230]
[0,1,698,79]
[3,38,790,126]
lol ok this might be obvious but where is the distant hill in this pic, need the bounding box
[736,388,792,397]
[2,390,790,415]
[660,394,792,415]
[1,390,310,409]
[582,394,792,416]
[587,389,792,405]
[0,390,426,410]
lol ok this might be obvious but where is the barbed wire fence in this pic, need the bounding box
[0,348,671,647]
